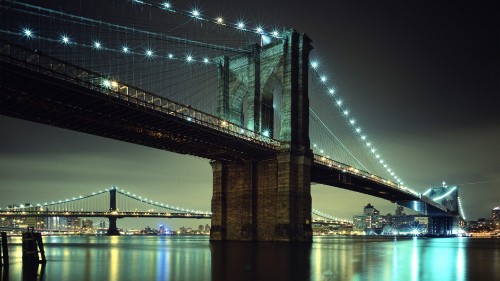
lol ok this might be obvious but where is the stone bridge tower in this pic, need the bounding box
[211,30,313,242]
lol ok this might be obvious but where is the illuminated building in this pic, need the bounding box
[353,203,386,235]
[82,219,93,229]
[493,206,500,221]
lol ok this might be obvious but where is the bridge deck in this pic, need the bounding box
[0,42,279,162]
[311,161,418,202]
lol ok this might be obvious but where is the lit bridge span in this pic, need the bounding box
[0,1,464,241]
[0,42,449,215]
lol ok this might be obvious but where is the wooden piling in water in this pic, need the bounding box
[33,232,46,263]
[22,227,46,264]
[1,232,9,266]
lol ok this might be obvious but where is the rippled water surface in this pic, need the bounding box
[1,235,499,280]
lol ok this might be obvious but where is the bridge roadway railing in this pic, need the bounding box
[0,40,280,150]
[313,154,421,198]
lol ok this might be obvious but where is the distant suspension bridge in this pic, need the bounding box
[0,186,352,234]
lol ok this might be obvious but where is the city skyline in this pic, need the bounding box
[1,0,499,230]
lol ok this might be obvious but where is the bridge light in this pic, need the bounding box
[336,100,343,106]
[237,21,245,29]
[216,17,224,24]
[22,28,34,38]
[375,154,380,159]
[311,61,319,69]
[328,88,335,95]
[122,46,130,53]
[186,55,193,62]
[262,130,270,137]
[272,30,279,37]
[371,148,376,153]
[191,9,200,18]
[145,49,154,57]
[102,79,112,88]
[93,41,102,49]
[203,58,209,63]
[379,159,384,164]
[350,119,356,125]
[361,135,366,140]
[61,35,70,44]
[168,53,174,59]
[256,26,263,34]
[343,110,349,116]
[355,128,361,133]
[162,2,171,9]
[320,75,327,82]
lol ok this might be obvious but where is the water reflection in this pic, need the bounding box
[1,236,499,281]
[21,263,45,281]
[411,237,419,281]
[457,238,465,281]
[210,242,311,281]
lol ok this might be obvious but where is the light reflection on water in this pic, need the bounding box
[1,236,499,281]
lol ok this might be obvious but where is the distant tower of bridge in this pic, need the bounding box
[426,183,459,215]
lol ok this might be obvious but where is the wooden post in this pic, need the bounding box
[1,232,8,266]
[33,233,46,263]
[22,229,38,265]
[22,227,46,264]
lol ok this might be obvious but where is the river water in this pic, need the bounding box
[1,235,499,281]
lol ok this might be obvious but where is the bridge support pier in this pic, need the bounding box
[210,150,313,242]
[211,30,313,242]
[106,217,120,236]
[106,188,120,236]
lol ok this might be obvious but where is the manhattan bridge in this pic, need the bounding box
[0,0,466,241]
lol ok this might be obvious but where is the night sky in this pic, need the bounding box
[0,0,498,229]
